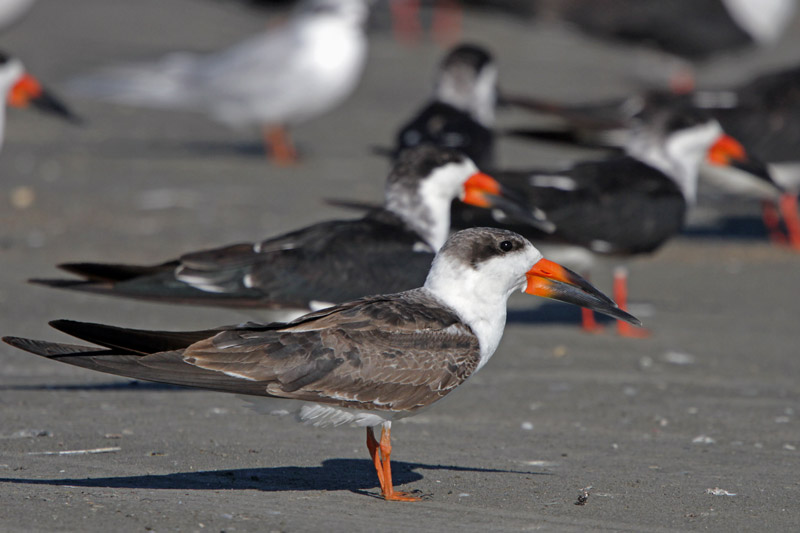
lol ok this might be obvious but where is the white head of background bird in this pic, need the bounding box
[385,145,552,250]
[434,43,498,127]
[626,107,723,204]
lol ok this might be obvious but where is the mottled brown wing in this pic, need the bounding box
[183,290,481,412]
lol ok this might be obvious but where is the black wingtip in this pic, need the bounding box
[49,319,92,333]
[49,319,106,339]
[2,336,23,347]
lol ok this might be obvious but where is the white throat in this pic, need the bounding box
[423,243,542,372]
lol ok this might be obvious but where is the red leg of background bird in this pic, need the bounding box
[366,427,386,491]
[378,425,419,502]
[762,200,787,245]
[581,307,605,334]
[614,266,650,338]
[669,67,696,94]
[263,125,297,165]
[779,194,800,250]
[432,0,462,46]
[579,272,605,333]
[390,0,422,45]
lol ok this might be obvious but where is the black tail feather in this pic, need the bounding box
[58,261,177,282]
[49,319,218,355]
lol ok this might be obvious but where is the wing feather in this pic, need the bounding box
[6,290,480,414]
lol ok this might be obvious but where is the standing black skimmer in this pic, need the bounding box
[536,0,796,91]
[504,87,800,249]
[455,108,731,336]
[0,52,81,151]
[66,0,369,164]
[4,227,641,501]
[696,66,800,248]
[393,43,497,169]
[32,146,548,317]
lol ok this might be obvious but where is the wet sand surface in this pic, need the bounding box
[2,1,800,531]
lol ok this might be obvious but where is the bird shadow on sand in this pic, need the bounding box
[0,381,186,393]
[507,301,602,326]
[82,138,309,160]
[0,458,548,498]
[683,215,771,241]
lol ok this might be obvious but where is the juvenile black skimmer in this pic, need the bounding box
[33,146,548,316]
[4,227,640,501]
[455,108,729,336]
[393,43,497,168]
[0,52,81,151]
[504,87,800,249]
[66,0,369,164]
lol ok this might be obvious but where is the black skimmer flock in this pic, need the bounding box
[394,43,497,168]
[3,227,641,501]
[66,0,369,164]
[32,146,549,317]
[0,52,81,151]
[504,86,800,249]
[454,108,733,336]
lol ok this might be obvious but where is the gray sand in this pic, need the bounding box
[2,1,799,531]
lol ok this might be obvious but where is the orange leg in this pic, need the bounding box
[366,427,385,489]
[263,125,298,165]
[614,267,650,338]
[580,272,605,333]
[367,424,419,502]
[581,306,605,334]
[762,200,787,245]
[390,0,422,45]
[432,0,462,46]
[779,193,800,251]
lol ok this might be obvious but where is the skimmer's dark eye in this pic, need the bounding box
[499,240,513,252]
